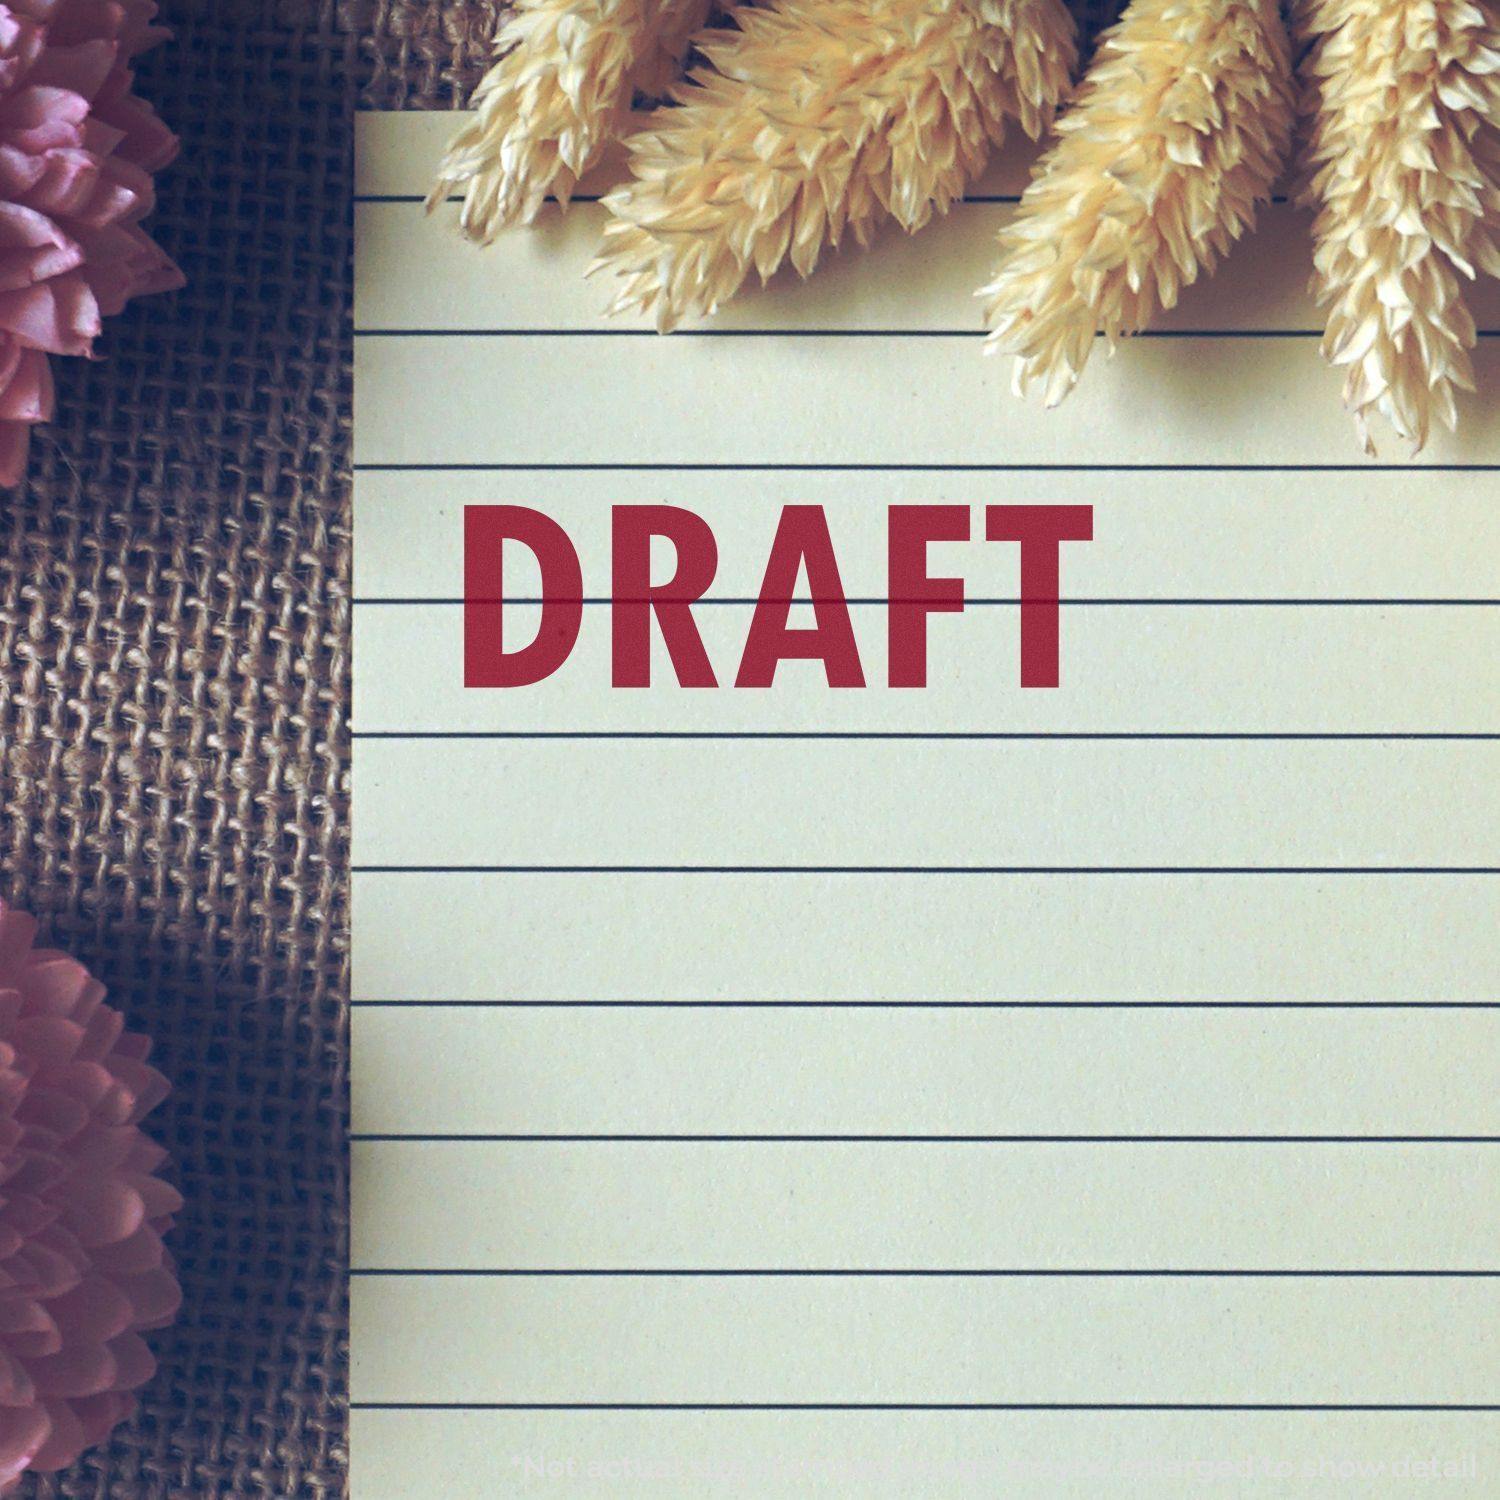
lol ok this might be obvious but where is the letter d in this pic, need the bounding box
[464,504,583,687]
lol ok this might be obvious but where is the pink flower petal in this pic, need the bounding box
[0,913,37,980]
[19,956,94,1019]
[27,1337,117,1398]
[0,83,88,142]
[0,345,48,421]
[26,1394,82,1472]
[15,1088,88,1143]
[47,1274,133,1343]
[26,39,116,104]
[0,1401,49,1486]
[0,271,98,353]
[0,417,32,486]
[125,1172,179,1220]
[59,1176,144,1248]
[12,1016,84,1068]
[83,1222,159,1276]
[68,1388,132,1448]
[75,1003,123,1062]
[114,1266,178,1328]
[102,1330,152,1389]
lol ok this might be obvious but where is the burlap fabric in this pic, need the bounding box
[0,1,1120,1494]
[1,4,352,1495]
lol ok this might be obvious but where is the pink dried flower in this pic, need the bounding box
[0,902,180,1491]
[0,0,181,487]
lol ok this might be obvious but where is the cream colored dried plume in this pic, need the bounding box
[429,0,711,239]
[1296,0,1500,453]
[980,0,1295,405]
[593,0,1079,331]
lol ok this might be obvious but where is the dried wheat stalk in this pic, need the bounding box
[430,0,712,239]
[594,0,1078,330]
[1296,0,1500,451]
[980,0,1295,405]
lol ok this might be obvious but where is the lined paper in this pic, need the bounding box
[352,112,1500,1496]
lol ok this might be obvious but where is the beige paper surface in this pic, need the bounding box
[352,112,1500,1495]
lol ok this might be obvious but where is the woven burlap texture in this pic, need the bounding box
[0,1,1119,1495]
[2,3,350,1496]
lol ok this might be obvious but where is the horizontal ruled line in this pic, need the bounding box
[355,327,1346,339]
[361,193,594,205]
[350,1402,1500,1413]
[351,1134,1500,1144]
[355,327,1500,340]
[351,1268,1500,1278]
[352,461,1500,472]
[361,192,1299,209]
[349,999,1500,1009]
[355,597,1500,608]
[353,865,1500,875]
[351,732,1498,742]
[369,192,1038,207]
